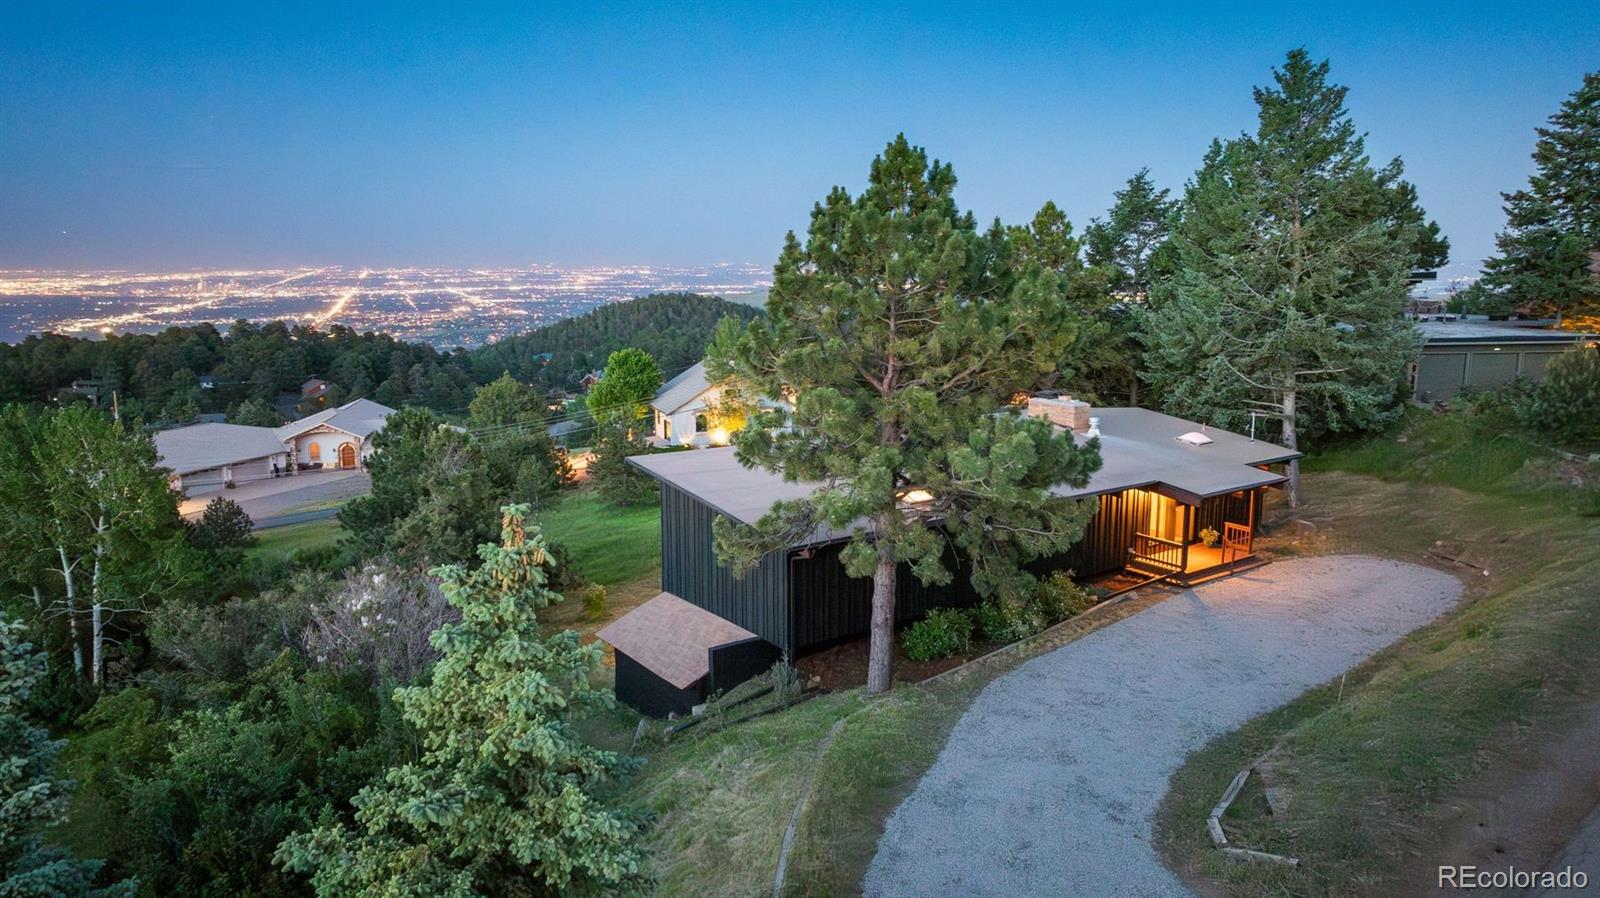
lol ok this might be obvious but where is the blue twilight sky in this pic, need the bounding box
[1,2,1596,280]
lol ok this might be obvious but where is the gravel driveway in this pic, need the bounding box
[865,554,1463,898]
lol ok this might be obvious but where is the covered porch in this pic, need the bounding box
[1126,487,1267,585]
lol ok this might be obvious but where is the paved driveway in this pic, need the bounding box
[865,555,1463,898]
[180,469,370,524]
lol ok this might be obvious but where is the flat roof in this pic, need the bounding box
[596,592,757,688]
[628,407,1297,542]
[1417,320,1595,345]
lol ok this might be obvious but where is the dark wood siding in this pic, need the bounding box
[788,543,984,652]
[1047,490,1159,577]
[659,483,791,652]
[1193,490,1255,538]
[615,651,701,718]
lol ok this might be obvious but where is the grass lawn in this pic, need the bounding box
[1154,410,1600,897]
[533,489,661,587]
[244,518,344,563]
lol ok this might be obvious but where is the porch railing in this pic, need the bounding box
[1131,532,1184,572]
[1222,522,1252,565]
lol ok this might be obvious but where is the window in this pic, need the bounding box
[308,442,321,463]
[694,413,709,433]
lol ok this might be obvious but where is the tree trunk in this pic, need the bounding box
[57,547,85,679]
[90,518,107,688]
[91,602,105,688]
[865,545,897,694]
[1281,387,1302,509]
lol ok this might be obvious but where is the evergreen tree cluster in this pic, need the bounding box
[468,292,761,389]
[0,320,471,422]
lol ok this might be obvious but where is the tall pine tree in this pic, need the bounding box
[1474,71,1600,321]
[1085,168,1176,300]
[710,136,1102,693]
[1143,50,1443,507]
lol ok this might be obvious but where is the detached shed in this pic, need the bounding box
[1413,320,1596,402]
[597,592,778,718]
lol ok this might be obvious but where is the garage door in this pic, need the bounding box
[1519,351,1562,380]
[1416,352,1466,401]
[231,457,273,486]
[1468,351,1520,390]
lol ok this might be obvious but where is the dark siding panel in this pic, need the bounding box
[1044,490,1156,577]
[708,638,783,694]
[659,483,791,653]
[615,651,701,718]
[788,543,984,652]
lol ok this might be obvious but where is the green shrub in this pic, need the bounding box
[186,496,257,551]
[1532,348,1600,445]
[581,583,608,622]
[1030,571,1096,626]
[900,608,974,662]
[973,598,1035,643]
[1458,377,1539,435]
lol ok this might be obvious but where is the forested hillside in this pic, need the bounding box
[0,320,472,421]
[0,293,760,424]
[467,292,762,388]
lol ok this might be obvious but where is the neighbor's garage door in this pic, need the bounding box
[230,457,273,486]
[181,466,227,494]
[1468,351,1520,390]
[1415,352,1466,401]
[1518,351,1563,380]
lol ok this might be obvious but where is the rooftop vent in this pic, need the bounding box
[1176,431,1213,446]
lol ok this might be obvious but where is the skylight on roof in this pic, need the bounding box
[1176,431,1213,446]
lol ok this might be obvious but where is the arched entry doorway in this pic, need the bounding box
[338,443,357,469]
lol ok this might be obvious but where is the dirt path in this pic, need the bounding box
[1397,702,1600,897]
[864,555,1463,898]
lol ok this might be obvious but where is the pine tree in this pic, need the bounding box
[587,421,653,507]
[1084,168,1176,300]
[275,507,646,897]
[1475,71,1600,321]
[1143,50,1441,507]
[710,135,1102,693]
[0,617,134,897]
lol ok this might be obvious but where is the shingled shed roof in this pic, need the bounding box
[597,592,758,689]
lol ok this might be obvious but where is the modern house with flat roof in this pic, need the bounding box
[154,397,395,495]
[603,399,1299,716]
[1412,319,1597,403]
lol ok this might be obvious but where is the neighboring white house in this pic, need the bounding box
[651,362,719,446]
[649,361,788,448]
[154,397,396,495]
[273,398,395,471]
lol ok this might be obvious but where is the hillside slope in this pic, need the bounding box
[467,292,761,389]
